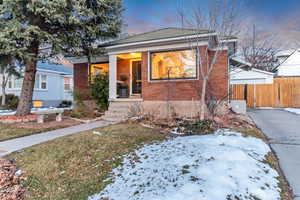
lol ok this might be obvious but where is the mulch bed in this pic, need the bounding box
[0,115,37,124]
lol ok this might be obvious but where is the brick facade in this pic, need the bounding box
[141,46,228,101]
[74,63,91,99]
[74,45,229,102]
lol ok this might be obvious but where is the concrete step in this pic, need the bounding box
[109,103,132,109]
[104,111,128,119]
[108,107,129,112]
[101,116,126,122]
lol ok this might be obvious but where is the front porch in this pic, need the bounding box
[107,52,143,101]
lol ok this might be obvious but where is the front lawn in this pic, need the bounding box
[0,118,80,142]
[7,123,292,200]
[7,123,166,200]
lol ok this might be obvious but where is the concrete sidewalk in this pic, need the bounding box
[0,120,116,157]
[248,109,300,199]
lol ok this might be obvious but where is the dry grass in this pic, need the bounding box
[234,128,268,141]
[0,123,49,142]
[0,118,81,142]
[7,122,166,200]
[6,122,292,200]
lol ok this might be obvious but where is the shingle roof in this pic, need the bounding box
[37,61,73,75]
[102,28,214,47]
[220,35,238,40]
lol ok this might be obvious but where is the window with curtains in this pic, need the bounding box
[150,49,197,80]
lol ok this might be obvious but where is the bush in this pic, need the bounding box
[58,100,72,108]
[90,73,109,109]
[70,111,87,119]
[182,120,214,135]
[73,90,86,113]
[0,94,19,110]
[171,119,214,135]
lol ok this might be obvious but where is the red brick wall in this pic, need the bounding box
[73,46,229,102]
[74,63,91,99]
[141,46,228,101]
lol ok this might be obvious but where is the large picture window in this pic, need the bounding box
[150,49,197,80]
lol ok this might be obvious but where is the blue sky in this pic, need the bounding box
[123,0,300,34]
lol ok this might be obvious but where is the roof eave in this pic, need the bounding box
[66,55,109,64]
[220,38,238,43]
[105,32,218,50]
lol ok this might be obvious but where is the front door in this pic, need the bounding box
[131,60,142,94]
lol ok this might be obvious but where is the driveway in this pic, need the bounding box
[248,109,300,199]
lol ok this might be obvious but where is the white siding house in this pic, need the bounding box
[230,56,274,85]
[230,68,274,85]
[276,49,300,77]
[0,62,73,107]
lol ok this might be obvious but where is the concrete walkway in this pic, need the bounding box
[0,120,116,157]
[248,109,300,199]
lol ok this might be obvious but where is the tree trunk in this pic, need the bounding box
[1,76,6,106]
[15,42,39,116]
[200,77,207,120]
[1,86,5,106]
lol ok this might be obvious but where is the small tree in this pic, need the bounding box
[0,0,123,116]
[178,0,242,120]
[0,56,21,106]
[90,73,109,110]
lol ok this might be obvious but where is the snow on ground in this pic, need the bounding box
[284,108,300,115]
[0,107,72,116]
[88,130,281,200]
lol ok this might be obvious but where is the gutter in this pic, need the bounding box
[37,68,73,75]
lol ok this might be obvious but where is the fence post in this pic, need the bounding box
[254,84,256,108]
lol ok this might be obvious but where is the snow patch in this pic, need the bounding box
[88,130,281,200]
[0,106,72,116]
[284,108,300,115]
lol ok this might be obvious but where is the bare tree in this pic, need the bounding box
[240,24,281,72]
[177,0,241,120]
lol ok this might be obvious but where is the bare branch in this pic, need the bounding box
[177,0,241,119]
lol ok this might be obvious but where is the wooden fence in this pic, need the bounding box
[230,77,300,108]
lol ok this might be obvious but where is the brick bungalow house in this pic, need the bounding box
[69,28,237,120]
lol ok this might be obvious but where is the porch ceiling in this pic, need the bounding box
[117,52,141,60]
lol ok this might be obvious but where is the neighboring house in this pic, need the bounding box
[274,49,300,77]
[0,61,73,107]
[275,49,295,66]
[230,56,274,85]
[68,28,237,119]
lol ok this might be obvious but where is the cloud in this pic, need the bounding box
[124,16,161,34]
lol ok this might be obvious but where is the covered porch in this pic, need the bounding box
[91,52,143,101]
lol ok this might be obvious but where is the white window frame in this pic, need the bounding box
[40,74,48,90]
[34,74,48,90]
[64,77,73,91]
[148,48,199,82]
[7,73,48,90]
[7,76,23,90]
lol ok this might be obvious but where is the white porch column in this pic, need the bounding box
[109,54,117,100]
